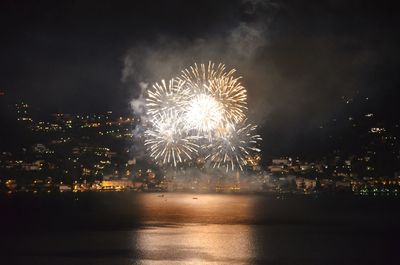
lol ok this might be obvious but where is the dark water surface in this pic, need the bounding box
[1,193,399,264]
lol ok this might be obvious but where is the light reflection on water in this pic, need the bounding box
[134,194,256,264]
[134,193,257,224]
[134,224,254,265]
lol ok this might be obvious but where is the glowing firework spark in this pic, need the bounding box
[184,94,224,135]
[180,62,226,94]
[180,61,248,125]
[142,61,262,171]
[208,75,247,124]
[206,121,262,171]
[146,79,188,116]
[144,111,198,167]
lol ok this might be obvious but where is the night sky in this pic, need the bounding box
[1,0,399,156]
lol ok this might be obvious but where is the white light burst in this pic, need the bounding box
[144,111,198,167]
[142,61,262,170]
[184,94,224,135]
[206,121,262,171]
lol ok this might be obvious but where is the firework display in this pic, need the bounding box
[144,62,261,171]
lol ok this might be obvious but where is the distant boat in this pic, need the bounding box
[192,197,198,199]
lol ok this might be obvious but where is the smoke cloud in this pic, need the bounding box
[122,0,383,157]
[123,0,280,123]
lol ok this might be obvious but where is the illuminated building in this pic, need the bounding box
[101,179,134,190]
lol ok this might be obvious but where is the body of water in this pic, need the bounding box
[1,193,399,264]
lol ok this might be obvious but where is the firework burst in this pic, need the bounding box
[146,78,188,116]
[206,121,262,171]
[183,94,224,135]
[180,62,248,126]
[144,111,198,167]
[142,61,261,170]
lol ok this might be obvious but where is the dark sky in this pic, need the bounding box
[1,0,399,156]
[0,0,239,113]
